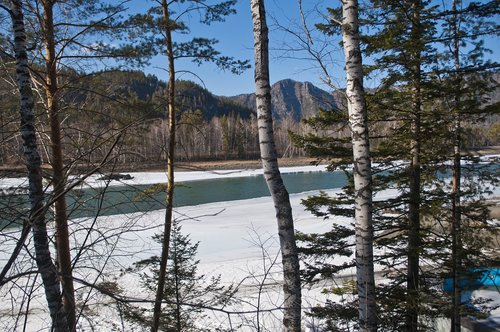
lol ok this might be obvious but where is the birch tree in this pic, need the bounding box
[340,0,376,330]
[27,1,131,327]
[1,0,68,330]
[1,1,142,328]
[251,0,301,330]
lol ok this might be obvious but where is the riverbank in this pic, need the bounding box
[102,145,500,172]
[0,160,498,330]
[0,157,321,177]
[177,157,321,171]
[1,145,498,175]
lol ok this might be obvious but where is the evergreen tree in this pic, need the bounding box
[292,0,499,330]
[124,220,232,332]
[363,1,438,329]
[125,2,249,330]
[434,1,499,330]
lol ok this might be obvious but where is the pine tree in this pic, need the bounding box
[125,2,249,330]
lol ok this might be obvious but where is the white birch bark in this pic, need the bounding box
[251,0,301,330]
[341,0,377,330]
[9,1,68,330]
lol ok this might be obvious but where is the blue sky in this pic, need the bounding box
[135,0,340,96]
[132,0,499,96]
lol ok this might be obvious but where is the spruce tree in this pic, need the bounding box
[124,220,232,332]
[292,0,499,330]
[434,1,499,329]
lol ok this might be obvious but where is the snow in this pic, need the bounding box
[0,165,329,191]
[1,163,499,331]
[0,165,337,330]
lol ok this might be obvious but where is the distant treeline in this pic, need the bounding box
[0,69,498,168]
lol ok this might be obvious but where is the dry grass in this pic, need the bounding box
[176,157,322,172]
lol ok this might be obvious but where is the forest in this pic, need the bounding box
[0,0,499,331]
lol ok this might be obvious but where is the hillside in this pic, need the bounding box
[74,71,253,120]
[77,72,340,121]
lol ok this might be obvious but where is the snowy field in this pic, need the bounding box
[0,165,341,330]
[0,164,499,331]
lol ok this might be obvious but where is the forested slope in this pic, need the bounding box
[0,68,498,168]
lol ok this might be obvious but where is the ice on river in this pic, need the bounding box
[1,164,498,331]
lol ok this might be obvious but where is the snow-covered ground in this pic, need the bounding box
[0,166,338,330]
[0,164,498,331]
[0,165,329,191]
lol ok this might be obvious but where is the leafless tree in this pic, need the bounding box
[251,0,302,330]
[1,1,69,330]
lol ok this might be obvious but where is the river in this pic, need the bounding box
[0,169,348,226]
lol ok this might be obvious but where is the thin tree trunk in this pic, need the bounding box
[450,0,462,329]
[251,1,301,330]
[41,1,76,329]
[340,0,376,330]
[407,89,421,332]
[152,0,176,330]
[174,247,182,332]
[407,1,422,330]
[9,1,68,330]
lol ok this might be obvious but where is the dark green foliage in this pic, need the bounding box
[307,298,358,332]
[301,191,354,219]
[176,80,253,119]
[293,0,500,330]
[125,1,249,75]
[124,220,233,331]
[290,109,352,160]
[296,223,354,283]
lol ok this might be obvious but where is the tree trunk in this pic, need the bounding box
[407,1,423,330]
[450,0,462,329]
[251,1,302,330]
[9,1,68,330]
[152,0,176,330]
[41,1,76,329]
[340,0,377,330]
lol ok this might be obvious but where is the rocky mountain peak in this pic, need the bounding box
[228,79,341,120]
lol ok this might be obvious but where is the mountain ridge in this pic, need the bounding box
[227,78,343,120]
[85,71,342,120]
